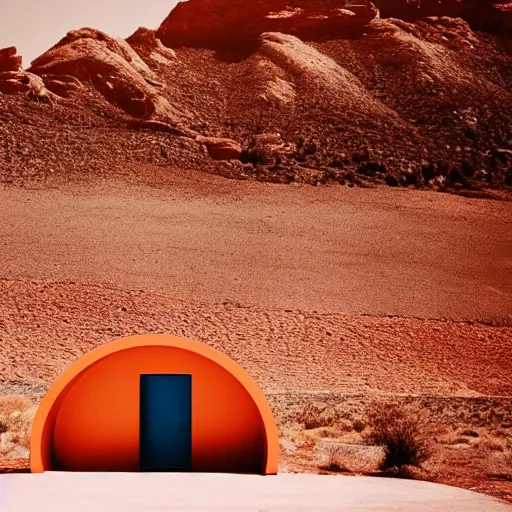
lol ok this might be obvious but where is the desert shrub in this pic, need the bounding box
[482,439,506,452]
[0,396,36,452]
[363,401,436,470]
[404,168,424,187]
[352,149,370,164]
[303,140,318,156]
[292,136,318,162]
[447,165,467,185]
[328,154,347,169]
[320,169,340,184]
[345,170,356,183]
[322,444,352,472]
[480,443,512,481]
[296,402,336,430]
[422,163,437,182]
[319,442,385,473]
[0,396,31,417]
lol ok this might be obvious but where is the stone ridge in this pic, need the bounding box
[156,0,379,48]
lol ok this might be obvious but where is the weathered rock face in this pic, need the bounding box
[28,28,182,122]
[0,47,23,72]
[241,133,297,165]
[156,0,379,48]
[373,0,512,31]
[41,74,83,98]
[197,136,242,160]
[2,0,512,189]
[126,27,177,66]
[487,3,512,32]
[0,70,56,102]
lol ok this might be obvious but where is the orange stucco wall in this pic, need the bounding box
[30,335,279,474]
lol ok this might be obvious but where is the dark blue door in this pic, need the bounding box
[139,374,192,471]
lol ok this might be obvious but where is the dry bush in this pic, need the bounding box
[491,451,512,481]
[319,441,385,473]
[0,395,36,458]
[363,400,437,470]
[0,396,31,417]
[295,402,337,430]
[322,443,353,472]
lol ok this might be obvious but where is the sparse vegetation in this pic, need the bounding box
[363,400,437,470]
[319,442,385,473]
[295,402,337,430]
[0,396,36,460]
[274,395,512,501]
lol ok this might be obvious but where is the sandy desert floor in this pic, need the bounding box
[0,171,511,500]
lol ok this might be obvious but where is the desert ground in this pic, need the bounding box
[0,171,511,502]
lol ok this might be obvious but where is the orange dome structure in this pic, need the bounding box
[30,334,279,474]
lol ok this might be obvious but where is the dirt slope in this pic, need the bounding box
[1,278,511,396]
[0,182,511,321]
[0,179,510,397]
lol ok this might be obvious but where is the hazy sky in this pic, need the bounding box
[1,0,180,66]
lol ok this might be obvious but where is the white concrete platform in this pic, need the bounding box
[0,473,510,511]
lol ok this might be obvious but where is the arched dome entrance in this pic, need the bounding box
[30,334,279,474]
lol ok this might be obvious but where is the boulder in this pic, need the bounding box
[0,47,22,72]
[156,0,379,48]
[40,74,83,98]
[126,27,177,66]
[197,136,242,160]
[28,28,184,122]
[0,71,56,101]
[241,133,297,165]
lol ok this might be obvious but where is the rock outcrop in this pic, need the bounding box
[156,0,379,48]
[241,133,296,165]
[41,74,83,98]
[28,28,183,122]
[0,47,22,72]
[126,27,177,66]
[197,136,242,160]
[373,0,512,31]
[0,70,56,102]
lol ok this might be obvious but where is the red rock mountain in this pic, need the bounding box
[156,0,378,48]
[1,0,512,190]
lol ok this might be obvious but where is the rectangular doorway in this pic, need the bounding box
[139,374,192,471]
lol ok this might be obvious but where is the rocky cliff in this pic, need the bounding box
[157,0,378,48]
[1,0,511,191]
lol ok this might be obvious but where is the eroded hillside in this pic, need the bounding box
[1,0,512,190]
